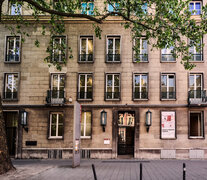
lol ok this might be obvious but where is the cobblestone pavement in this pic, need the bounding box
[1,159,207,180]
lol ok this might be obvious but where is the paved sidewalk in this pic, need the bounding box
[1,159,207,180]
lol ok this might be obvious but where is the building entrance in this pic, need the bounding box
[117,112,135,156]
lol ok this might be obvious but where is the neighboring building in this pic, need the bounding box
[1,0,207,160]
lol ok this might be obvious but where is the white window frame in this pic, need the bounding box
[189,74,203,99]
[4,73,18,99]
[81,1,94,15]
[52,36,66,62]
[133,38,148,62]
[106,74,120,100]
[51,74,65,99]
[81,111,92,138]
[161,46,176,62]
[189,1,202,15]
[189,39,203,61]
[78,74,93,100]
[161,74,176,99]
[79,36,93,62]
[6,36,20,62]
[49,112,64,139]
[10,3,22,15]
[133,74,148,99]
[106,36,121,62]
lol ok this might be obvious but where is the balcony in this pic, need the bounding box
[188,90,207,106]
[79,54,93,62]
[46,90,66,105]
[134,54,148,62]
[52,53,65,62]
[161,92,176,100]
[106,54,120,62]
[3,92,18,100]
[77,91,92,100]
[161,54,176,62]
[105,92,120,100]
[133,91,148,100]
[5,54,20,62]
[190,54,203,61]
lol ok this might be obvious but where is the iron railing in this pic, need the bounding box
[106,54,120,62]
[5,54,20,62]
[79,54,93,62]
[161,54,176,62]
[46,90,66,104]
[105,92,120,100]
[190,54,203,61]
[133,91,148,99]
[78,91,93,100]
[161,91,176,99]
[52,53,66,62]
[3,92,18,100]
[134,54,148,62]
[188,90,207,105]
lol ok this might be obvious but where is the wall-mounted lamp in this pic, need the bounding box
[145,109,152,132]
[20,110,28,132]
[100,110,107,132]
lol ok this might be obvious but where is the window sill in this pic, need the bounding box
[77,99,93,102]
[48,137,63,140]
[78,61,94,64]
[105,99,120,101]
[189,61,204,63]
[133,60,149,63]
[81,136,91,139]
[4,61,21,64]
[160,61,176,63]
[2,98,18,102]
[105,61,121,63]
[189,136,204,139]
[161,99,176,101]
[133,99,148,101]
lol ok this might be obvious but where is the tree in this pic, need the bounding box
[0,0,207,174]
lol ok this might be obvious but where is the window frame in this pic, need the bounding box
[189,73,203,99]
[189,1,202,15]
[77,73,93,101]
[161,46,176,62]
[188,38,203,62]
[5,36,21,63]
[81,111,92,139]
[107,2,119,13]
[81,0,94,15]
[133,38,148,63]
[9,2,22,15]
[160,73,176,100]
[189,111,205,139]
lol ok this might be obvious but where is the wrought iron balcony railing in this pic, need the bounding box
[188,90,207,105]
[46,90,66,104]
[134,54,148,62]
[3,92,18,100]
[52,53,66,62]
[161,91,176,99]
[79,54,93,62]
[5,54,20,62]
[106,54,120,62]
[161,54,176,62]
[105,92,120,100]
[133,91,148,99]
[78,91,93,100]
[190,54,203,61]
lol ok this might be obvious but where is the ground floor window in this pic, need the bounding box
[81,111,92,138]
[189,112,204,138]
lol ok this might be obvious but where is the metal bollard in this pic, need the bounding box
[183,163,186,180]
[140,163,142,180]
[92,164,97,180]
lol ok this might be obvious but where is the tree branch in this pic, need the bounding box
[0,0,5,22]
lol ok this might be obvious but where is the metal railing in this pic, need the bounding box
[46,90,66,104]
[161,91,176,99]
[188,90,206,104]
[78,91,93,100]
[161,54,176,62]
[106,54,120,62]
[5,54,20,62]
[190,54,203,61]
[79,54,93,62]
[133,91,148,99]
[105,92,120,100]
[134,54,148,62]
[3,92,18,100]
[52,53,65,62]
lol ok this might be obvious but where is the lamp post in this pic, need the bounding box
[20,110,28,132]
[145,109,152,132]
[100,110,107,132]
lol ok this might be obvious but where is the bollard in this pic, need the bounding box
[140,163,142,180]
[92,164,97,180]
[183,163,186,180]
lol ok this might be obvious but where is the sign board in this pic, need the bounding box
[161,111,176,139]
[72,101,81,168]
[104,138,110,145]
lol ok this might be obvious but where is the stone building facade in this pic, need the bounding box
[1,0,207,159]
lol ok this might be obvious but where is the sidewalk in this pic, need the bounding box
[1,159,207,180]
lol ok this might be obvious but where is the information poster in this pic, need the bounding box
[161,111,176,139]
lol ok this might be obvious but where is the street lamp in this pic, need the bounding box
[145,109,152,132]
[100,110,107,132]
[20,110,28,132]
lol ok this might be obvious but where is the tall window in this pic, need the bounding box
[51,74,65,99]
[134,38,148,62]
[5,36,20,62]
[189,112,204,138]
[106,74,120,100]
[189,1,201,15]
[4,73,19,100]
[189,39,203,61]
[52,36,66,62]
[161,46,175,62]
[49,112,64,139]
[106,36,120,62]
[133,74,148,99]
[78,74,93,100]
[79,36,93,62]
[81,1,94,15]
[108,2,119,12]
[161,74,176,99]
[81,111,92,138]
[189,74,202,99]
[10,2,21,15]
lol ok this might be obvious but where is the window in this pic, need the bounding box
[81,111,92,138]
[49,112,64,139]
[52,36,66,62]
[79,36,93,62]
[161,46,176,62]
[189,39,203,61]
[4,73,19,100]
[161,74,176,100]
[189,1,201,15]
[106,36,120,62]
[108,2,119,12]
[81,1,94,15]
[189,74,202,99]
[106,74,120,100]
[78,74,93,100]
[5,36,20,62]
[133,74,148,99]
[10,2,21,15]
[133,38,148,62]
[189,112,204,138]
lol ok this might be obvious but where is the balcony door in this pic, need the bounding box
[189,74,202,99]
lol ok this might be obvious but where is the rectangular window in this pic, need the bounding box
[4,73,19,100]
[52,36,66,62]
[81,111,92,138]
[51,74,65,98]
[81,1,94,15]
[189,74,202,99]
[106,74,120,100]
[106,36,120,62]
[133,74,148,99]
[133,38,148,62]
[161,74,176,100]
[49,112,64,139]
[189,1,201,15]
[189,39,203,61]
[161,46,176,62]
[78,74,93,100]
[79,36,93,62]
[189,112,204,138]
[108,2,119,12]
[10,2,21,15]
[5,36,20,62]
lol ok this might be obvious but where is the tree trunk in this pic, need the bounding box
[0,95,14,174]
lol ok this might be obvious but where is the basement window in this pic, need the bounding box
[189,112,204,138]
